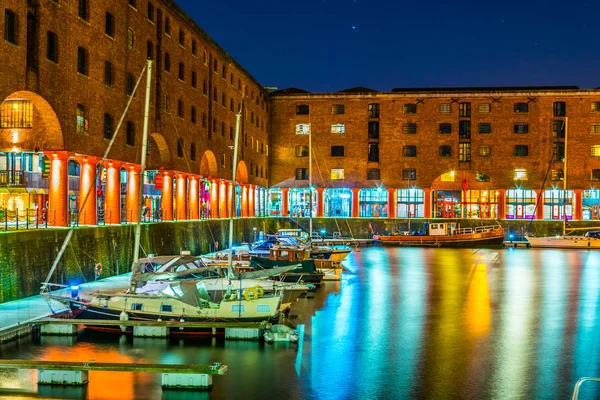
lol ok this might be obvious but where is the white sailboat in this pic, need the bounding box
[526,117,600,249]
[45,61,284,321]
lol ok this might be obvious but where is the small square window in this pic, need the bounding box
[331,146,344,157]
[330,169,345,180]
[478,123,491,134]
[591,169,600,181]
[367,168,380,180]
[592,102,600,112]
[478,103,491,113]
[439,145,451,157]
[478,146,491,157]
[403,145,417,157]
[591,145,600,157]
[296,104,309,115]
[403,104,417,114]
[439,123,452,134]
[296,124,310,135]
[514,102,529,113]
[514,123,529,134]
[402,169,416,180]
[514,145,529,156]
[439,103,451,113]
[403,123,417,134]
[514,169,528,180]
[331,124,345,134]
[332,104,345,114]
[591,123,600,134]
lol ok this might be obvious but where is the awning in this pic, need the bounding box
[0,188,9,194]
[68,190,77,196]
[7,188,28,194]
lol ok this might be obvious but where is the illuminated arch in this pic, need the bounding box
[430,170,495,191]
[1,90,64,150]
[199,150,218,177]
[236,160,249,184]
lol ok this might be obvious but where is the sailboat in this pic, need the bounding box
[45,61,284,322]
[526,117,600,249]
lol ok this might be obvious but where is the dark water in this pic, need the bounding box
[1,247,599,400]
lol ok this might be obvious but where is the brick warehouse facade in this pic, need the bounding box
[4,2,600,227]
[269,87,600,221]
[0,0,269,226]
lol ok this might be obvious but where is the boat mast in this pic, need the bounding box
[309,122,313,242]
[563,117,568,237]
[130,59,153,293]
[226,111,242,279]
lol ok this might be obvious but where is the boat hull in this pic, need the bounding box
[525,235,600,249]
[377,230,505,248]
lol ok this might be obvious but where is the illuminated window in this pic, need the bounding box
[459,143,471,161]
[459,102,471,117]
[368,103,380,118]
[591,145,600,157]
[331,124,345,134]
[403,104,417,114]
[514,169,528,180]
[514,102,528,113]
[127,28,135,50]
[478,145,491,157]
[441,171,455,182]
[478,103,491,113]
[439,103,451,113]
[476,172,490,182]
[551,169,564,181]
[76,104,87,134]
[330,169,345,180]
[296,123,310,135]
[591,123,600,134]
[592,102,600,112]
[0,100,33,128]
[331,104,345,114]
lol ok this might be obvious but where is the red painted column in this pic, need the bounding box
[76,155,99,225]
[175,172,188,221]
[125,163,141,223]
[161,170,175,221]
[423,188,432,219]
[315,188,324,217]
[219,181,228,218]
[248,185,255,217]
[573,189,582,220]
[241,184,248,217]
[281,188,289,216]
[188,175,199,220]
[228,183,234,217]
[497,190,506,219]
[387,188,396,219]
[351,188,360,218]
[210,179,219,218]
[535,190,544,220]
[46,151,71,226]
[104,160,122,224]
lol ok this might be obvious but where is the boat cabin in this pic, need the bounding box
[427,222,459,236]
[269,246,311,262]
[277,229,309,243]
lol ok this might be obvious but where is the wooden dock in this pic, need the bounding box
[34,318,263,329]
[311,238,374,247]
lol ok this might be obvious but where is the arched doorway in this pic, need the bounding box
[431,170,498,219]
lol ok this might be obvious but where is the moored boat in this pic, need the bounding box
[375,222,504,248]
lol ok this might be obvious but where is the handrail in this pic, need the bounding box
[571,377,600,400]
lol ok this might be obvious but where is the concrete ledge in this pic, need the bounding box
[38,370,88,386]
[225,328,260,340]
[0,324,32,343]
[161,373,212,390]
[133,326,170,338]
[41,323,78,336]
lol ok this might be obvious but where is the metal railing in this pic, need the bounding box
[458,224,502,235]
[571,377,600,400]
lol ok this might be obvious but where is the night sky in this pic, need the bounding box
[178,0,600,93]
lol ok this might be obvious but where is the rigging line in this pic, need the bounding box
[42,64,148,292]
[310,132,354,240]
[528,144,558,234]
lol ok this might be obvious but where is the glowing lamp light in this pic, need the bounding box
[13,103,18,110]
[509,234,514,240]
[450,170,455,177]
[11,146,19,154]
[320,229,326,235]
[70,285,80,299]
[377,187,383,193]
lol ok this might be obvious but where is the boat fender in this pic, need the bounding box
[179,316,185,331]
[94,263,103,276]
[228,292,237,301]
[119,310,129,333]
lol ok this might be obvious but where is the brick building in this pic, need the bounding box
[1,0,269,226]
[269,86,600,221]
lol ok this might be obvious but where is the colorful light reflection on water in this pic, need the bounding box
[0,247,599,400]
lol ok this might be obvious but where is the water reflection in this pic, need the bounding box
[0,247,599,400]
